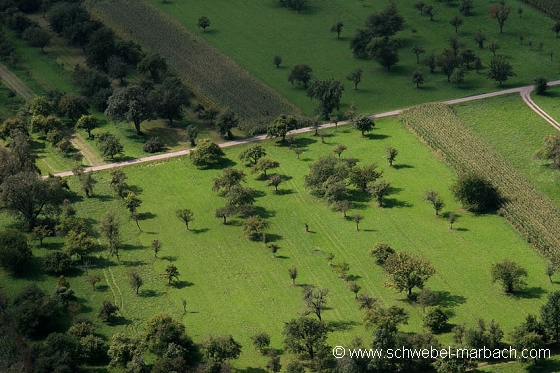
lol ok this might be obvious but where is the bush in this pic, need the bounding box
[0,229,32,275]
[42,251,73,274]
[143,137,164,153]
[370,243,395,265]
[534,76,548,95]
[423,306,448,333]
[451,173,501,213]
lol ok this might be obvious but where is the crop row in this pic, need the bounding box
[86,0,300,123]
[520,0,560,21]
[401,103,560,261]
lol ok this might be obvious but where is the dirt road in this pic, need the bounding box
[0,63,34,100]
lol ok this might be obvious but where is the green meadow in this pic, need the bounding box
[1,117,553,369]
[148,0,560,115]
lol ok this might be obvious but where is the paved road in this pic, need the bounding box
[39,80,560,178]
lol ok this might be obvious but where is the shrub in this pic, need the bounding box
[143,136,164,153]
[370,243,395,265]
[451,173,501,213]
[423,306,448,333]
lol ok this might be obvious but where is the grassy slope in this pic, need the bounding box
[452,94,560,205]
[531,84,560,124]
[0,118,552,369]
[148,0,559,116]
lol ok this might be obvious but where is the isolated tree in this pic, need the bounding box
[417,288,439,312]
[307,79,344,119]
[98,300,119,323]
[251,332,271,354]
[100,212,121,260]
[368,180,392,207]
[202,335,242,370]
[386,146,398,166]
[288,266,298,285]
[0,229,32,275]
[197,16,211,32]
[267,114,298,141]
[185,125,198,146]
[534,77,549,95]
[333,144,347,159]
[541,291,560,342]
[367,37,400,71]
[354,213,362,231]
[266,174,283,193]
[124,192,141,217]
[176,209,194,230]
[449,16,464,34]
[215,205,236,225]
[75,114,98,139]
[487,39,500,56]
[273,55,282,68]
[288,64,313,87]
[109,169,129,199]
[474,29,486,49]
[330,21,343,39]
[370,243,395,265]
[105,85,154,135]
[459,0,473,15]
[86,274,101,291]
[190,138,225,167]
[451,173,500,212]
[253,158,280,177]
[346,68,363,90]
[303,287,329,321]
[334,200,352,218]
[266,353,282,373]
[553,22,560,38]
[153,77,190,126]
[424,190,445,215]
[97,133,124,159]
[437,49,461,82]
[164,264,180,285]
[353,114,374,137]
[528,39,534,50]
[216,107,239,139]
[243,215,269,240]
[489,3,511,34]
[424,306,448,333]
[151,239,162,258]
[423,51,437,73]
[424,5,436,21]
[410,44,425,64]
[283,317,329,360]
[491,258,528,293]
[239,144,266,166]
[128,270,143,295]
[357,292,376,310]
[348,281,361,298]
[536,134,560,168]
[383,251,436,298]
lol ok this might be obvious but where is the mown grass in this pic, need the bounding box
[531,84,560,124]
[0,117,553,369]
[146,0,559,116]
[452,94,560,205]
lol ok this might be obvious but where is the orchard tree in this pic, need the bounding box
[239,144,266,166]
[86,275,101,291]
[212,167,246,193]
[333,144,347,158]
[109,169,129,199]
[100,212,121,260]
[349,164,382,192]
[474,29,486,49]
[448,213,457,229]
[459,0,474,15]
[267,114,298,141]
[534,76,549,95]
[75,114,98,139]
[288,64,313,88]
[0,229,32,275]
[451,172,501,212]
[386,146,398,166]
[128,270,143,295]
[330,21,343,39]
[153,77,190,126]
[105,85,154,135]
[273,55,282,68]
[251,332,271,354]
[354,213,362,231]
[137,53,168,82]
[424,190,445,216]
[535,133,560,168]
[346,68,363,90]
[190,139,225,167]
[383,251,436,298]
[22,26,51,52]
[197,16,211,32]
[412,70,425,89]
[202,335,242,370]
[283,317,329,360]
[302,286,329,321]
[243,215,269,240]
[491,258,528,293]
[368,180,392,207]
[424,306,448,333]
[488,55,515,86]
[437,49,461,82]
[216,107,239,139]
[215,205,236,225]
[541,291,560,342]
[449,15,464,34]
[411,44,425,64]
[164,263,180,285]
[353,114,374,137]
[151,239,162,258]
[58,94,89,123]
[98,300,119,323]
[553,22,560,38]
[266,174,283,193]
[288,266,298,285]
[307,78,344,119]
[107,55,127,85]
[370,243,395,265]
[185,125,198,146]
[97,133,123,159]
[253,158,280,177]
[176,209,194,230]
[489,2,511,34]
[367,37,400,71]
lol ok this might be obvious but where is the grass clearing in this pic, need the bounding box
[143,0,559,116]
[0,117,552,369]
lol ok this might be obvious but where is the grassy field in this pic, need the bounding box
[143,0,559,116]
[531,84,560,124]
[452,94,560,205]
[0,117,553,370]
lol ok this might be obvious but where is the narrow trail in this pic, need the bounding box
[49,80,560,178]
[0,63,34,99]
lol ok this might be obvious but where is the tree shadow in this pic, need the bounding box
[275,255,290,259]
[160,255,177,262]
[435,290,467,308]
[128,185,143,194]
[526,359,560,373]
[364,133,389,140]
[109,315,130,326]
[138,211,156,221]
[203,158,237,170]
[383,198,413,208]
[513,286,546,299]
[173,280,194,289]
[254,206,276,219]
[392,164,414,170]
[264,233,283,243]
[123,259,146,267]
[140,289,165,298]
[121,243,144,252]
[191,228,209,234]
[275,189,294,195]
[346,274,362,281]
[286,137,317,148]
[95,284,109,292]
[92,194,113,202]
[328,320,359,332]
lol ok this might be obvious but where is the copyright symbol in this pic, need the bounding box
[333,346,346,359]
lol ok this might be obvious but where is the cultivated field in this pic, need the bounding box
[0,117,552,369]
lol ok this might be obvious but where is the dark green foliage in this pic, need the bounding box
[367,37,400,71]
[42,251,72,275]
[105,84,154,135]
[107,55,127,84]
[349,164,382,192]
[75,114,98,139]
[451,173,501,213]
[273,55,282,67]
[365,2,405,37]
[288,64,313,88]
[0,229,32,275]
[144,314,195,355]
[350,29,372,59]
[253,157,279,177]
[58,94,89,123]
[383,251,436,297]
[84,26,116,70]
[153,77,190,126]
[190,139,225,167]
[423,306,448,333]
[417,288,439,311]
[267,114,297,141]
[474,29,486,49]
[305,155,349,197]
[22,26,51,51]
[370,243,395,265]
[164,263,180,284]
[185,125,198,146]
[534,76,548,95]
[283,317,329,360]
[463,319,504,350]
[489,3,511,34]
[250,332,270,353]
[98,300,119,323]
[330,21,343,39]
[216,107,239,139]
[12,283,58,338]
[541,291,560,341]
[197,16,211,32]
[239,144,266,166]
[242,215,268,240]
[535,133,560,168]
[213,167,246,193]
[459,0,474,15]
[437,49,461,82]
[202,334,242,371]
[143,136,164,153]
[363,303,409,333]
[491,258,528,293]
[346,68,363,90]
[225,185,255,208]
[137,53,168,82]
[96,132,123,159]
[33,332,81,372]
[307,79,344,119]
[487,55,515,86]
[367,179,392,207]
